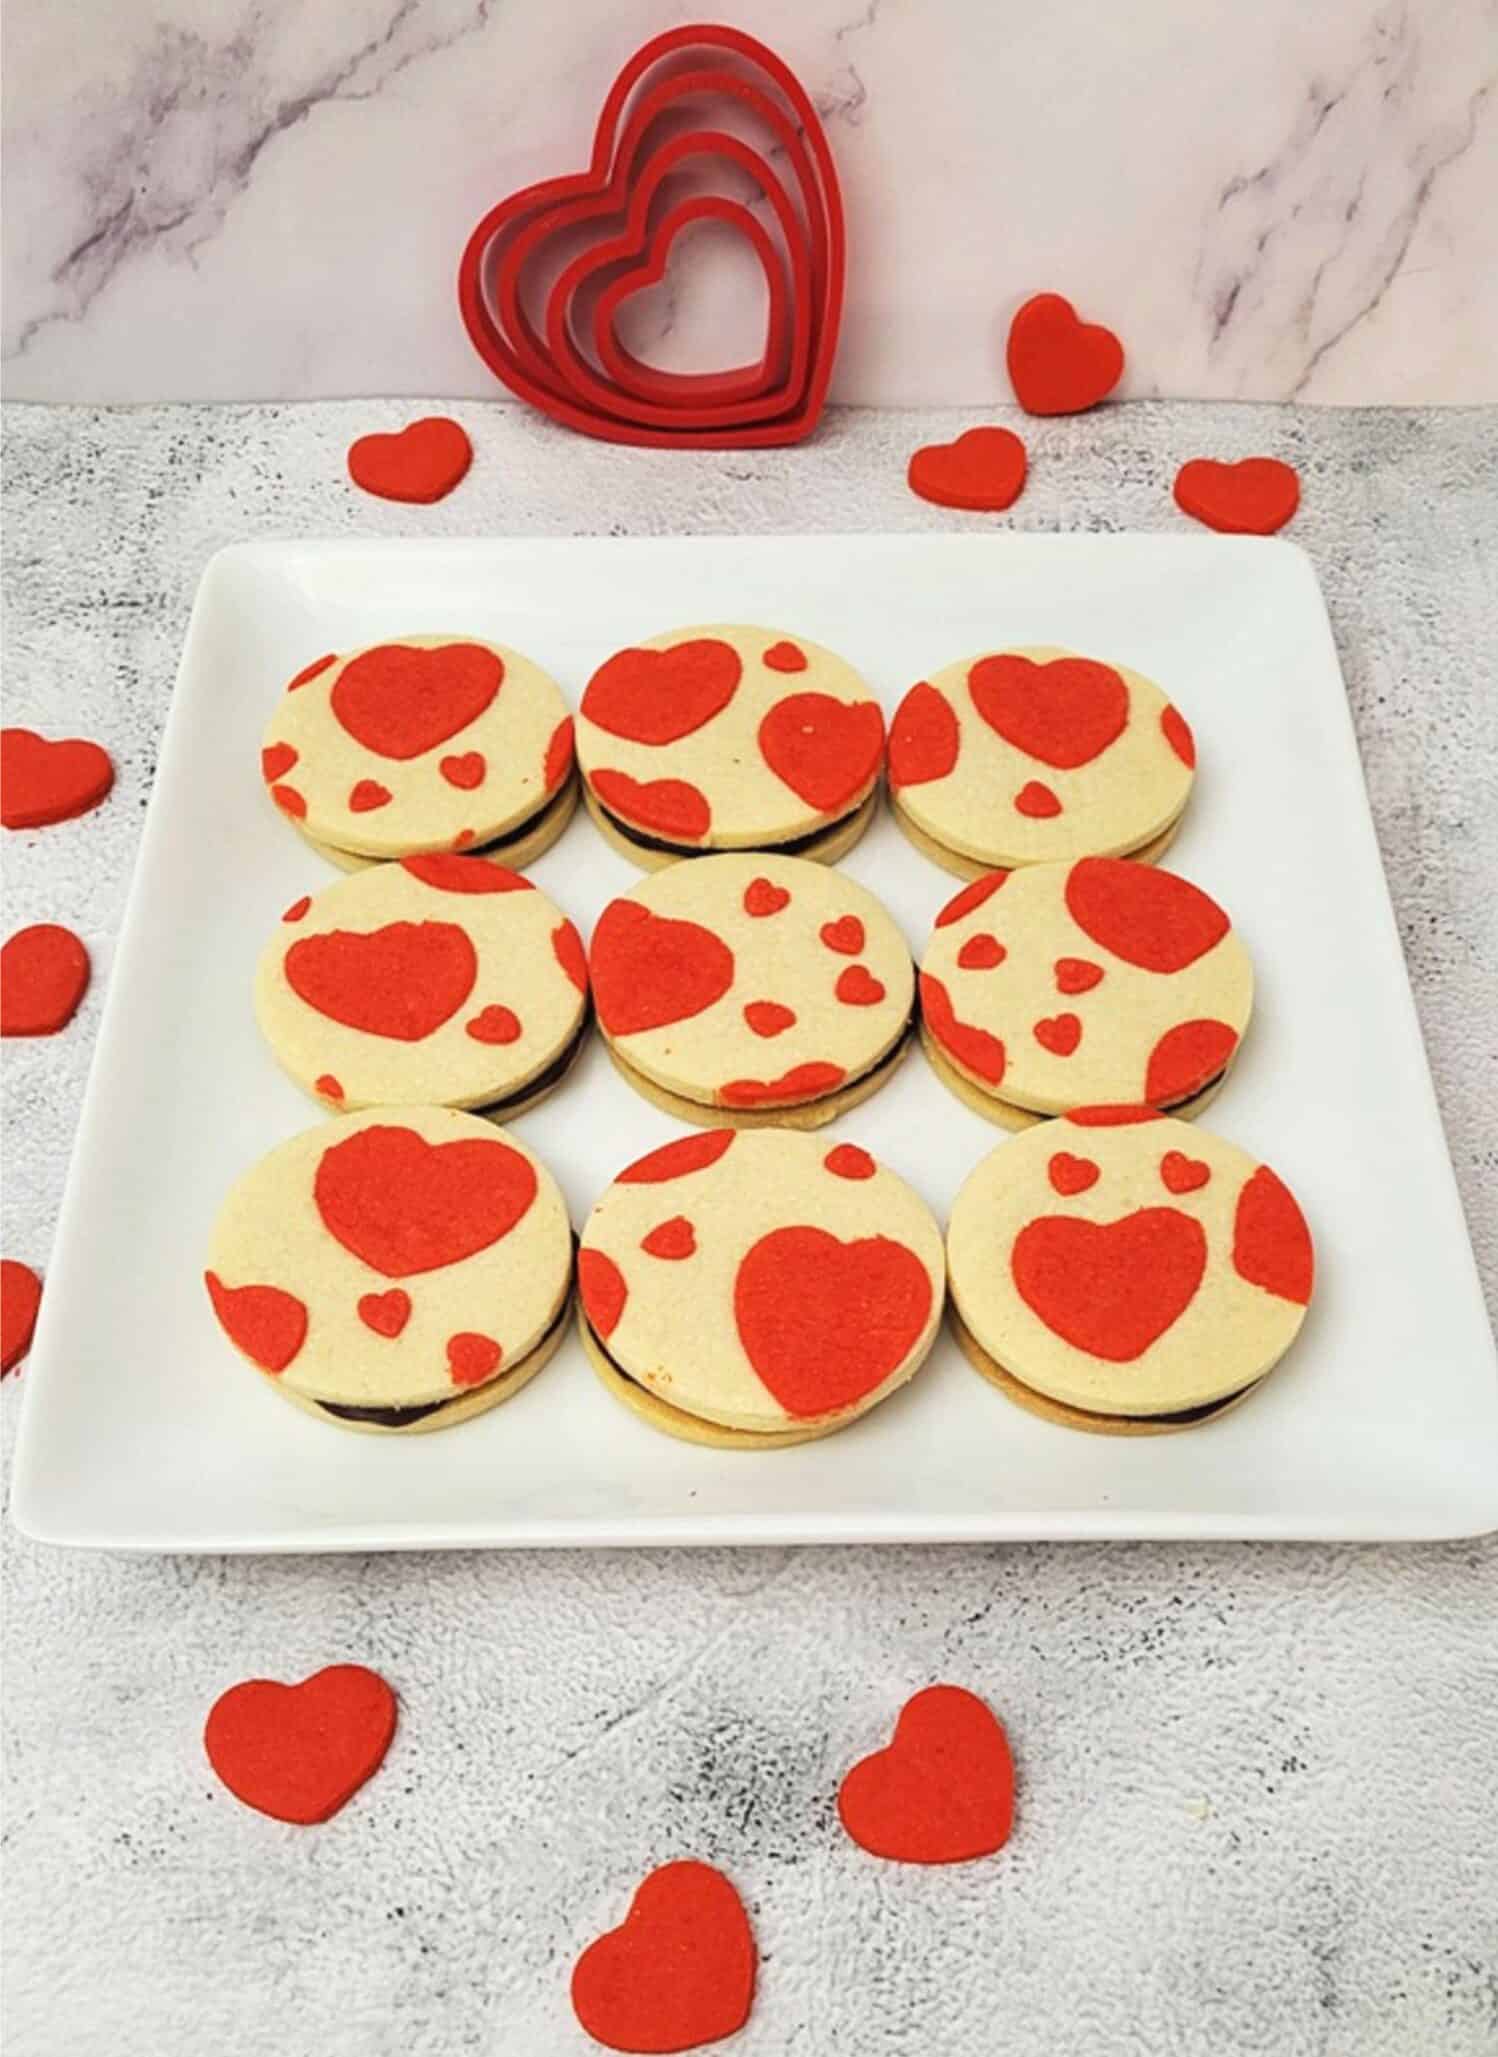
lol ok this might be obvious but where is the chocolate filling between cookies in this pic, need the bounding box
[593,794,867,861]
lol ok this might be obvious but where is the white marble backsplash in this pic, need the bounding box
[3,0,1495,405]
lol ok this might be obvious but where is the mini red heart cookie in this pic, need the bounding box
[1174,457,1300,535]
[204,1663,397,1824]
[838,1684,1015,1864]
[347,417,472,504]
[1006,293,1124,415]
[1,1260,43,1374]
[571,1860,756,2054]
[0,924,91,1036]
[907,426,1027,512]
[1,728,115,829]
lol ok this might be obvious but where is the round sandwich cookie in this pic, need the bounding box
[260,637,575,861]
[919,858,1252,1127]
[255,854,590,1116]
[588,854,915,1129]
[575,624,885,867]
[578,1128,946,1447]
[888,645,1195,876]
[946,1108,1314,1434]
[205,1107,572,1434]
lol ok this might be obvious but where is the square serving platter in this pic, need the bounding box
[12,532,1498,1549]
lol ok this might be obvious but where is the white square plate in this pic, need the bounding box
[12,534,1497,1549]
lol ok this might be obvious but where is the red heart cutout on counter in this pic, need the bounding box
[590,899,735,1037]
[735,1225,932,1416]
[1006,293,1124,415]
[1,728,115,829]
[347,417,472,504]
[969,655,1128,769]
[1174,457,1300,535]
[757,693,884,814]
[1,1260,43,1375]
[313,1124,537,1279]
[907,426,1027,512]
[572,1860,756,2054]
[285,922,477,1042]
[330,643,502,760]
[204,1664,397,1824]
[583,639,741,744]
[1013,1207,1207,1361]
[838,1685,1015,1864]
[0,923,91,1037]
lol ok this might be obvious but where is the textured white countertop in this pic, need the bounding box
[3,398,1496,2056]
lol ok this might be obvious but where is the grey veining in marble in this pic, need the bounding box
[3,398,1497,2056]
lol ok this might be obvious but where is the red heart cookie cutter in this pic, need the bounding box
[457,26,844,446]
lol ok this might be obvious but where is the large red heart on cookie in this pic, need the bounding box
[907,427,1027,512]
[583,639,741,744]
[969,655,1129,769]
[286,922,477,1041]
[313,1124,536,1278]
[590,899,735,1036]
[571,1860,756,2053]
[0,923,90,1036]
[1012,1207,1206,1362]
[1006,293,1124,415]
[757,693,885,814]
[204,1664,397,1824]
[330,643,502,760]
[1,727,115,829]
[735,1225,932,1416]
[838,1685,1015,1864]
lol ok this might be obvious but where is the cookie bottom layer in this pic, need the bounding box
[950,1305,1266,1437]
[889,790,1184,881]
[292,771,579,871]
[603,1011,915,1132]
[582,784,877,872]
[919,1025,1230,1129]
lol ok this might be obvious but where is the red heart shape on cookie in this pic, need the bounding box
[439,752,486,790]
[347,417,472,504]
[1174,457,1299,535]
[735,1225,932,1416]
[1033,1012,1082,1057]
[204,1664,397,1824]
[571,1860,756,2053]
[838,1685,1015,1864]
[969,655,1128,770]
[1160,1150,1211,1194]
[1013,1207,1207,1362]
[583,639,741,744]
[205,1272,309,1372]
[758,693,884,814]
[330,643,502,760]
[1,728,115,829]
[836,966,885,1006]
[358,1289,412,1338]
[313,1124,537,1278]
[0,923,91,1037]
[1,1260,43,1375]
[285,922,477,1042]
[1006,293,1124,415]
[907,426,1027,512]
[743,876,790,917]
[590,899,735,1037]
[1048,1151,1099,1196]
[591,769,712,843]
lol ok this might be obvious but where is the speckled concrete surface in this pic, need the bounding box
[3,400,1496,2057]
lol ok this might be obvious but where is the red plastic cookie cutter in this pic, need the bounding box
[457,25,845,446]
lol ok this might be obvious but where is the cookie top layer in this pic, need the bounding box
[575,625,885,849]
[205,1107,572,1409]
[254,856,589,1112]
[579,1128,945,1431]
[261,637,573,857]
[920,859,1252,1113]
[589,854,913,1112]
[889,646,1194,866]
[947,1110,1313,1415]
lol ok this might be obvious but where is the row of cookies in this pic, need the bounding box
[258,626,1196,877]
[206,1113,1313,1445]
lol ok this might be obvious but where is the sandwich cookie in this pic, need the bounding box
[946,1107,1314,1433]
[260,637,575,862]
[578,1128,945,1447]
[888,646,1195,877]
[575,625,885,866]
[589,853,914,1129]
[205,1107,572,1434]
[919,858,1251,1127]
[255,854,590,1116]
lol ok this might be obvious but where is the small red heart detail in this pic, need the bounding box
[1174,457,1299,536]
[0,924,90,1036]
[1006,292,1124,415]
[971,654,1128,770]
[204,1272,308,1373]
[1013,1207,1207,1360]
[642,1216,696,1260]
[1161,1150,1210,1194]
[286,922,477,1042]
[836,965,885,1006]
[591,899,734,1036]
[907,426,1026,512]
[332,643,502,760]
[357,1289,411,1338]
[763,640,808,672]
[957,933,1006,970]
[204,1664,397,1824]
[1033,1012,1082,1056]
[758,693,884,814]
[591,769,711,842]
[348,780,392,813]
[313,1124,537,1278]
[571,1861,756,2054]
[446,1332,502,1386]
[1055,957,1104,994]
[261,743,298,784]
[583,639,741,744]
[1048,1151,1099,1196]
[1014,781,1061,817]
[838,1684,1014,1864]
[2,1260,44,1375]
[824,1143,875,1181]
[1,727,115,828]
[735,1224,932,1415]
[743,876,790,917]
[819,915,864,955]
[440,752,486,790]
[347,417,472,504]
[744,999,796,1038]
[466,1004,521,1045]
[888,680,959,790]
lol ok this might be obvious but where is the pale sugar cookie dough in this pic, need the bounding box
[946,1108,1314,1432]
[260,637,575,860]
[575,625,885,865]
[205,1108,572,1434]
[255,854,590,1115]
[578,1128,945,1446]
[588,853,914,1128]
[888,645,1195,876]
